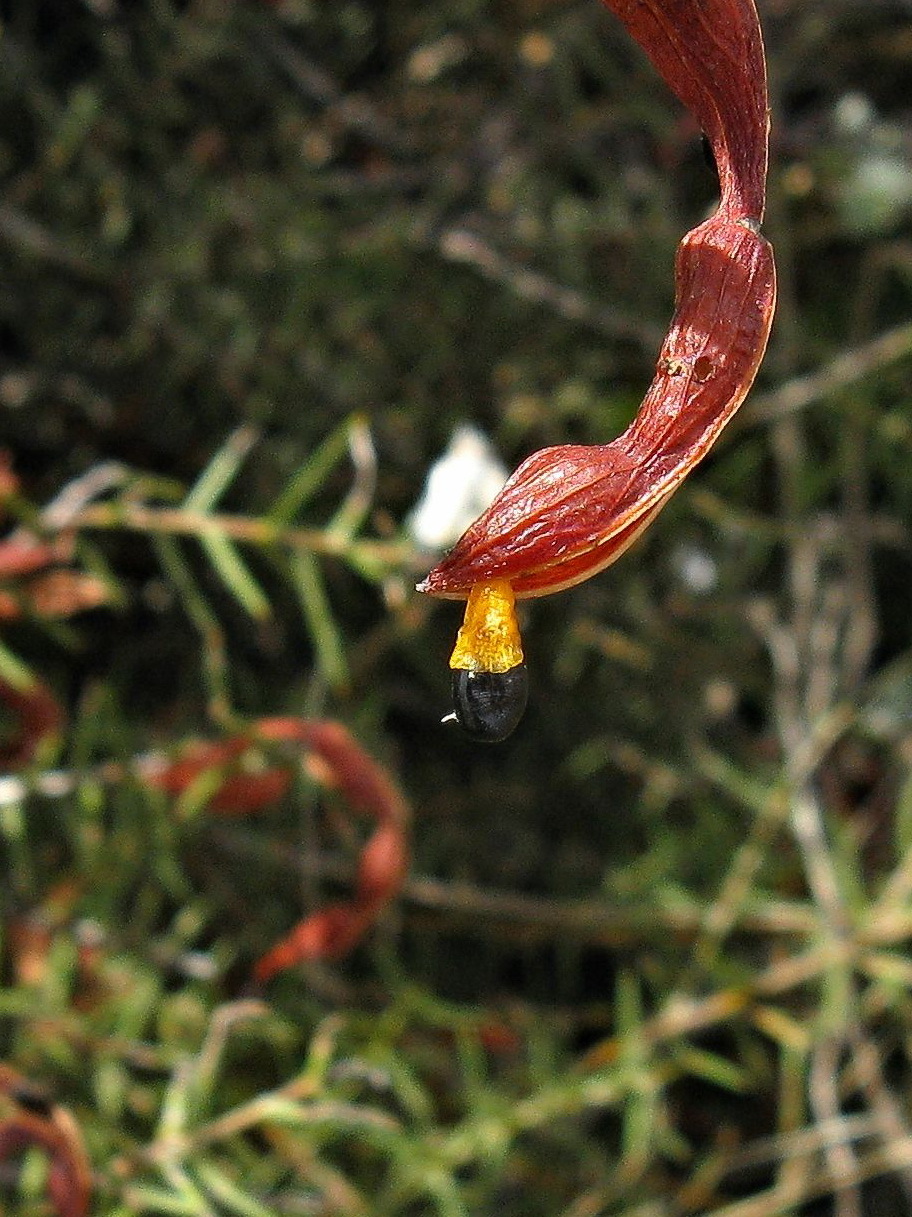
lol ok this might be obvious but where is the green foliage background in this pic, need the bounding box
[2,0,912,1213]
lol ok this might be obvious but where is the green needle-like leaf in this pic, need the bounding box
[270,417,355,525]
[194,1160,277,1217]
[185,427,258,514]
[199,527,271,621]
[287,550,349,692]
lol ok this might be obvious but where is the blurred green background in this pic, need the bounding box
[3,0,912,1213]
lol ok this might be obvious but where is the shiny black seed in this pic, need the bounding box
[449,664,529,743]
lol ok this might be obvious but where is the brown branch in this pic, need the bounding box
[743,320,912,427]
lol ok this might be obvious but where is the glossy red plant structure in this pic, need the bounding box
[420,0,776,608]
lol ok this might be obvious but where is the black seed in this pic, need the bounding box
[449,664,529,743]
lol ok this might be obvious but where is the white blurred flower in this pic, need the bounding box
[833,91,875,138]
[672,543,718,594]
[407,424,508,552]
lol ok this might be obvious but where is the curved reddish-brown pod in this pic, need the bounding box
[145,717,409,982]
[419,0,775,603]
[253,719,409,983]
[0,536,61,580]
[143,735,294,814]
[0,675,64,768]
[421,217,774,598]
[0,1066,92,1217]
[604,0,769,221]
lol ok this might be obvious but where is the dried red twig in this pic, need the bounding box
[145,718,410,981]
[0,1064,92,1217]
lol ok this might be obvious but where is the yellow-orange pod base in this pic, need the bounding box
[448,579,524,674]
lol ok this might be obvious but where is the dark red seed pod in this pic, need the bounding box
[419,0,775,605]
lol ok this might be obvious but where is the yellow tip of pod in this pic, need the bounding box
[448,579,524,673]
